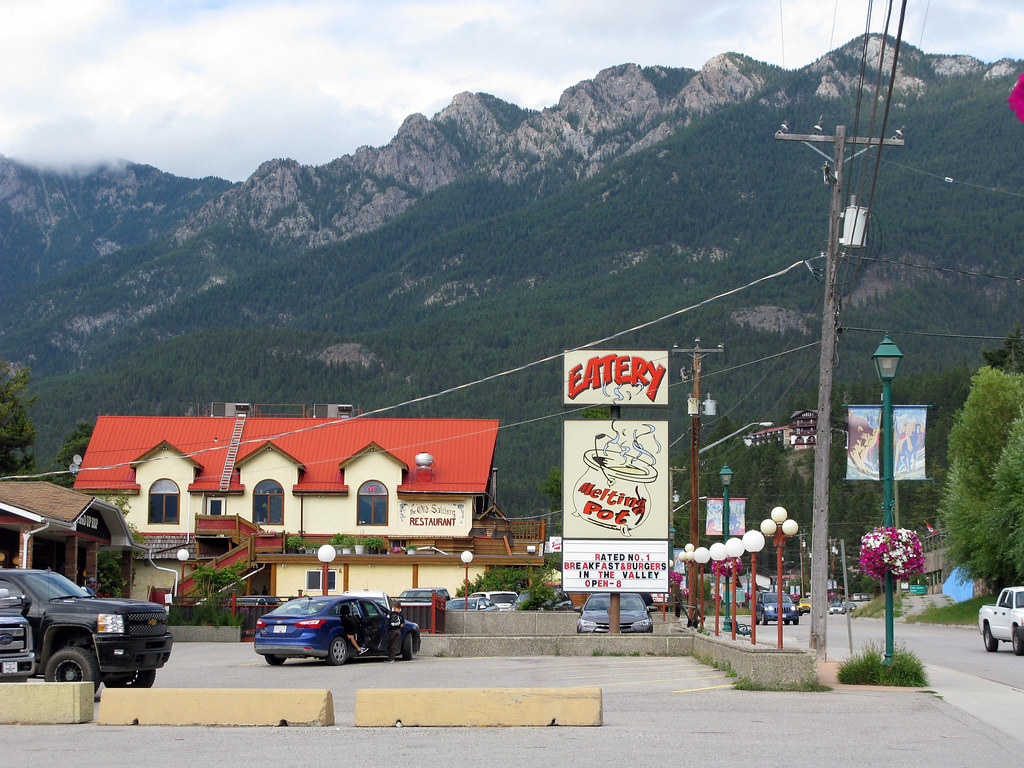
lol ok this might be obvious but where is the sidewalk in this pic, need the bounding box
[816,654,1024,744]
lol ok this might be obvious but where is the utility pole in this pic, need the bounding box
[775,125,903,660]
[672,340,722,624]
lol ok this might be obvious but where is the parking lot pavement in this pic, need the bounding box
[5,643,1022,767]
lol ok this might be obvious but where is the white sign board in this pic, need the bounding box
[562,419,668,539]
[562,539,670,593]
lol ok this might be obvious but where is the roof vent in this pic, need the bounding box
[415,452,434,469]
[211,402,250,417]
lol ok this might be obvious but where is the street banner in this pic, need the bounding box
[705,497,746,536]
[846,405,927,480]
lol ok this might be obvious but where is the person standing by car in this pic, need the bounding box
[386,602,404,662]
[84,577,98,596]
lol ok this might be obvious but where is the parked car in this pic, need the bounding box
[254,594,419,665]
[513,589,574,611]
[445,597,499,611]
[0,587,35,681]
[396,588,450,604]
[469,591,518,610]
[797,597,811,615]
[343,589,394,611]
[576,592,653,634]
[755,592,800,625]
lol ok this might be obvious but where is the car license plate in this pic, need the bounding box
[2,661,16,674]
[273,624,287,633]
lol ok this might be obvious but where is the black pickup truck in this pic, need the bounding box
[0,569,173,690]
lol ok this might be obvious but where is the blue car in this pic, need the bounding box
[755,592,800,625]
[254,595,420,665]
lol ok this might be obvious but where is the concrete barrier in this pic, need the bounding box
[444,610,578,636]
[169,625,241,642]
[97,688,334,726]
[354,687,603,726]
[0,681,94,724]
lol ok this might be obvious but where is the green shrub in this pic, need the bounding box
[837,642,928,687]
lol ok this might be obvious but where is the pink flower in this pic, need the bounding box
[1009,73,1024,123]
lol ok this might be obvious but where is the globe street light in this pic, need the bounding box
[461,551,474,611]
[176,548,189,598]
[709,541,726,635]
[317,544,337,596]
[725,536,744,641]
[873,333,903,666]
[760,506,798,649]
[694,546,711,630]
[742,529,766,645]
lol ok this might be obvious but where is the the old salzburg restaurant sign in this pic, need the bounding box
[561,348,671,595]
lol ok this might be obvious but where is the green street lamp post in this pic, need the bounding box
[719,464,733,633]
[873,333,903,666]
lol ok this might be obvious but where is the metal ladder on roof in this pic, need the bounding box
[219,411,247,491]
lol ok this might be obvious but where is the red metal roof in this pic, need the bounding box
[74,415,499,495]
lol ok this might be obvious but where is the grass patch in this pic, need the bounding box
[734,677,830,692]
[838,642,928,687]
[909,594,993,625]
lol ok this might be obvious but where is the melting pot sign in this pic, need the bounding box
[562,419,669,540]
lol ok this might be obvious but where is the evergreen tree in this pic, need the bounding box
[0,358,37,476]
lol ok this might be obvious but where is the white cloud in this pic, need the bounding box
[1,0,1020,181]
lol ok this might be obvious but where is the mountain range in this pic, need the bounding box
[1,35,1022,514]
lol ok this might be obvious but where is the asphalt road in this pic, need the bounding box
[5,627,1024,767]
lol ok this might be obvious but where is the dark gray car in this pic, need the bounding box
[576,592,653,633]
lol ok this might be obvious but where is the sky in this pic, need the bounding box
[1,0,1021,182]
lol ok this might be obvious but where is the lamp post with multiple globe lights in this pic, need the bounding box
[760,506,798,648]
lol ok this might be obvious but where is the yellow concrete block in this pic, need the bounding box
[0,681,93,724]
[354,687,603,727]
[97,688,334,726]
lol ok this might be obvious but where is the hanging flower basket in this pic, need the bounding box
[711,556,745,579]
[859,526,925,581]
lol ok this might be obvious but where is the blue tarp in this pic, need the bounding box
[942,567,974,602]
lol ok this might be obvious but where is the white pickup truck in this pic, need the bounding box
[978,586,1024,655]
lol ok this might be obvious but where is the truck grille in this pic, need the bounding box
[125,611,169,637]
[0,625,29,653]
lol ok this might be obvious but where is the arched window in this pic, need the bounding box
[357,480,388,526]
[253,480,284,525]
[149,479,179,524]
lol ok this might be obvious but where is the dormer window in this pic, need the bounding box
[149,479,180,524]
[253,479,284,525]
[357,480,388,526]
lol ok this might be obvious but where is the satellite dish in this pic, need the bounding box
[73,454,83,465]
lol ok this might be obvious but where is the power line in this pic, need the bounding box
[857,255,1024,283]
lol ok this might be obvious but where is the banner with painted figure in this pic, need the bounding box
[705,497,746,537]
[846,405,927,480]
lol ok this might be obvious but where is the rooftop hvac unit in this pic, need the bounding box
[313,403,354,419]
[211,402,251,417]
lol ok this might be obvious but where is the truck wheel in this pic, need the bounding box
[401,633,413,661]
[325,636,349,666]
[45,647,101,691]
[1013,627,1024,656]
[983,623,999,652]
[104,669,157,688]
